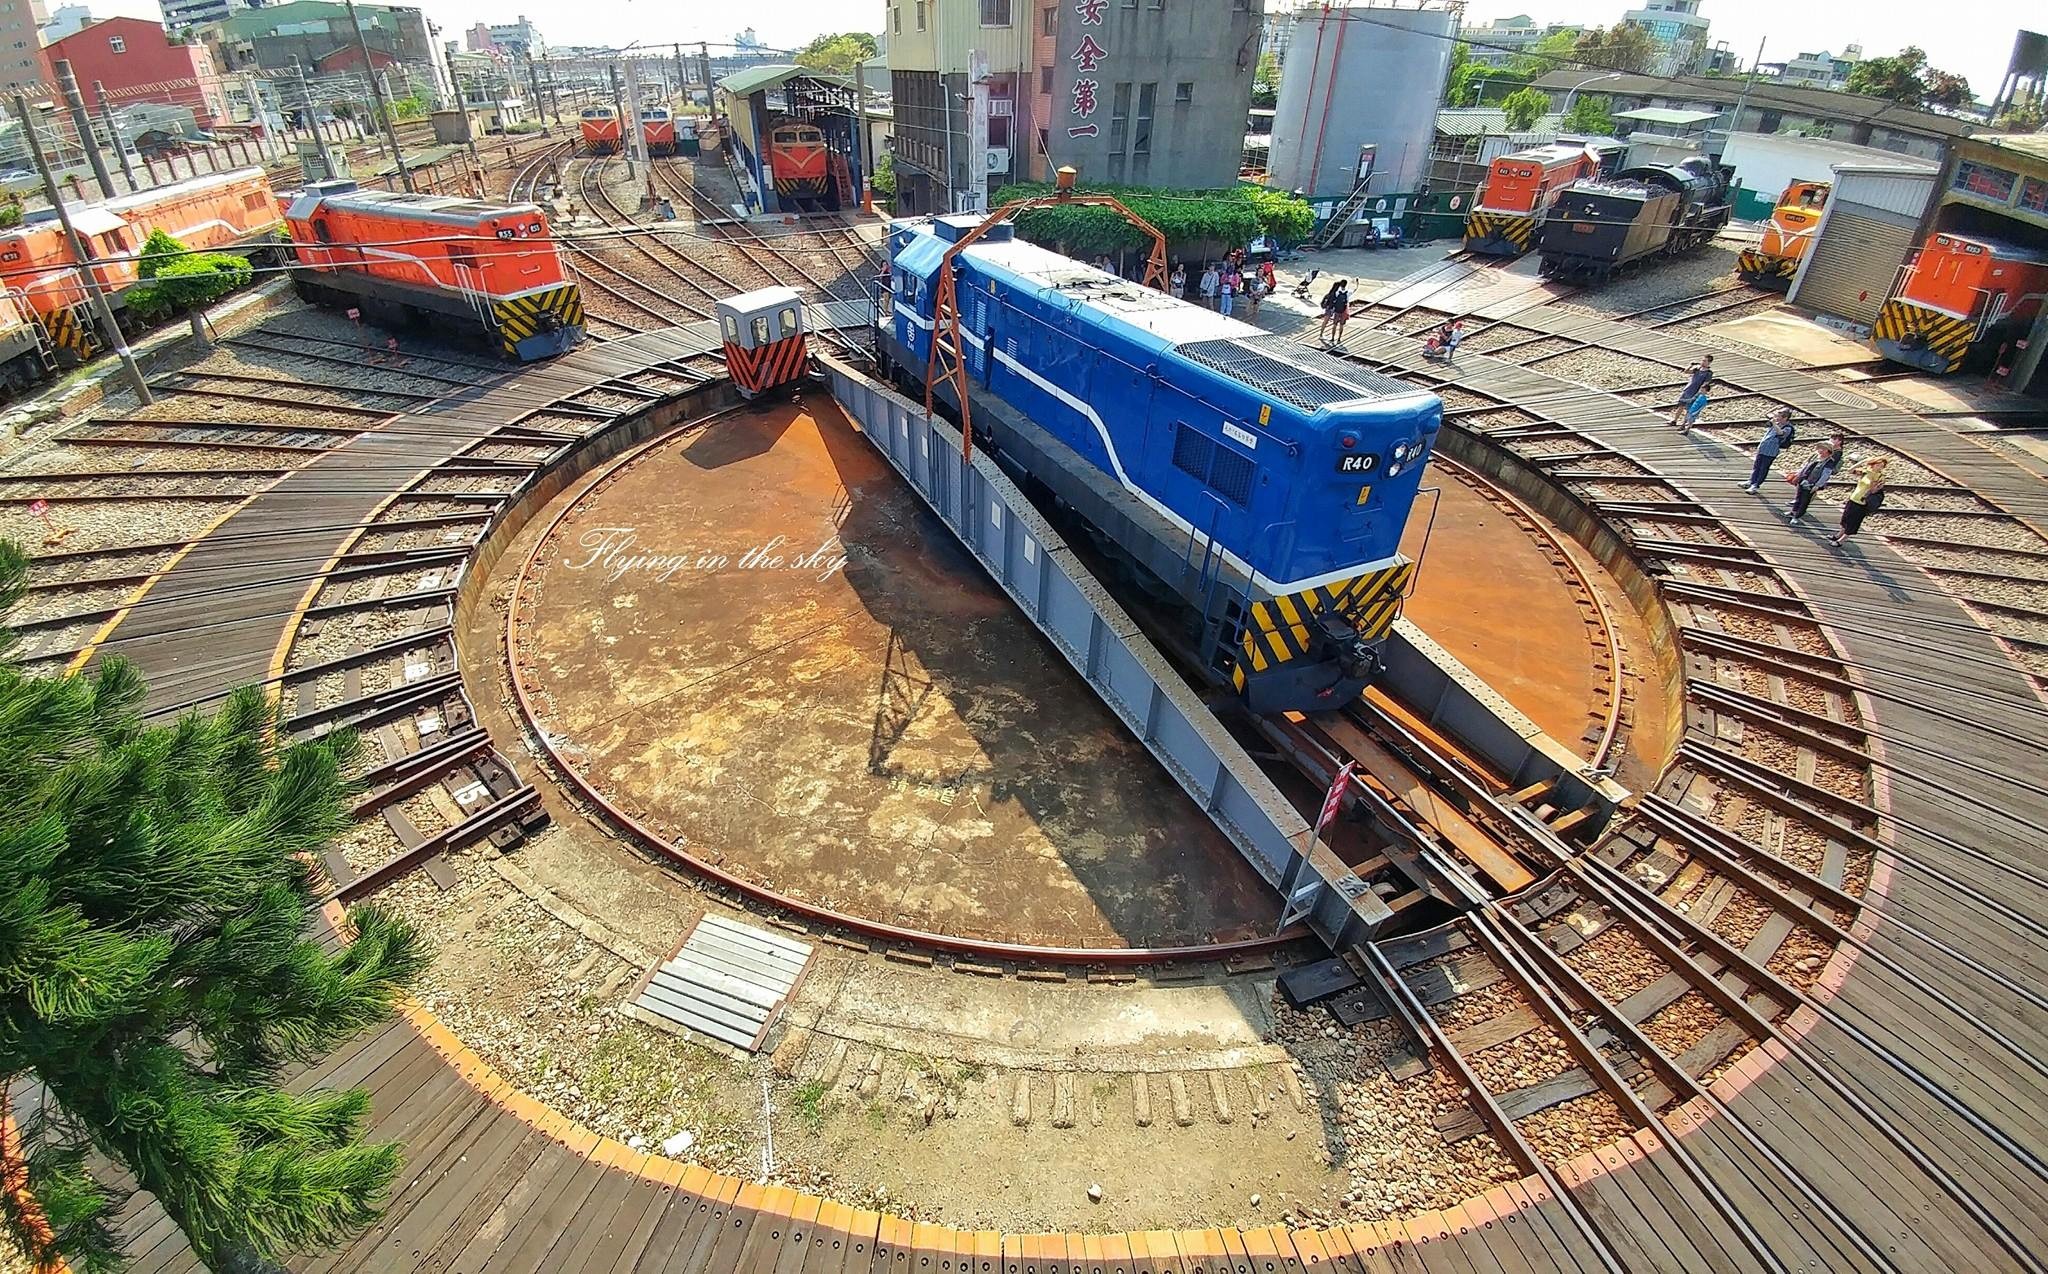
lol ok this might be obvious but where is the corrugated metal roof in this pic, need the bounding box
[1434,109,1565,137]
[1614,107,1719,127]
[719,64,854,97]
[1525,70,1978,139]
[1969,132,2048,165]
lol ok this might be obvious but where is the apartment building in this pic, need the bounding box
[886,0,1263,213]
[0,0,48,94]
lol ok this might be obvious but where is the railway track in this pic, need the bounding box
[1306,298,2048,1254]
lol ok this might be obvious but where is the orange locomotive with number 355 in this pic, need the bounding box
[278,180,584,361]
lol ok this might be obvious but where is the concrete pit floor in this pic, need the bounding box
[514,396,1641,951]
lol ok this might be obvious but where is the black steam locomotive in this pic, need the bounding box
[1536,157,1734,282]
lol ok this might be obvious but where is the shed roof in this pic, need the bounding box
[1433,108,1564,137]
[719,64,853,97]
[1527,70,1979,139]
[1614,107,1718,127]
[1966,132,2048,166]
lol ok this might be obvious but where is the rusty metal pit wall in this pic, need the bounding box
[1434,422,1688,772]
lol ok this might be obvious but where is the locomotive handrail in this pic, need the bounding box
[925,168,1168,464]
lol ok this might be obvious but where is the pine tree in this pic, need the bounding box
[0,538,431,1271]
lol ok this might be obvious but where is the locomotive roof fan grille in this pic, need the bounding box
[1176,336,1414,412]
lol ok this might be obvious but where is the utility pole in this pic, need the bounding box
[609,62,632,179]
[625,68,650,202]
[293,58,337,180]
[92,80,137,189]
[854,55,872,213]
[52,60,113,198]
[343,0,413,191]
[675,43,687,100]
[238,71,268,162]
[14,94,151,405]
[1729,36,1768,139]
[699,42,713,105]
[524,54,545,131]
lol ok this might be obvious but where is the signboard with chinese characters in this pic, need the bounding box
[1068,0,1108,140]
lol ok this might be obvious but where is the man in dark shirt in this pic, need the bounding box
[1670,354,1714,428]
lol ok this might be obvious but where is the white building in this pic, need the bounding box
[1457,14,1586,66]
[487,13,540,59]
[159,0,245,33]
[1779,46,1861,90]
[1621,0,1710,75]
[39,2,89,42]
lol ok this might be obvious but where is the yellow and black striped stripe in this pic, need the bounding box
[1734,248,1798,284]
[41,304,96,359]
[1463,210,1536,255]
[1873,299,1973,374]
[491,284,585,359]
[1230,559,1412,690]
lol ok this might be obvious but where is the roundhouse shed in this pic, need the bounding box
[1786,161,1941,330]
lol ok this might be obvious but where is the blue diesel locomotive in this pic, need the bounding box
[878,214,1441,714]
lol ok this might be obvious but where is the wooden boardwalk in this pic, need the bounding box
[79,308,2048,1271]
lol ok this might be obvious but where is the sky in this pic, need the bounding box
[86,0,2036,101]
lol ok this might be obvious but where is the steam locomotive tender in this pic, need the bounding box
[879,215,1441,715]
[1537,157,1734,282]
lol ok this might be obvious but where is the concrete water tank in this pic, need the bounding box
[1268,6,1456,199]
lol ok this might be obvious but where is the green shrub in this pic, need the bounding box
[986,180,1315,256]
[127,235,252,321]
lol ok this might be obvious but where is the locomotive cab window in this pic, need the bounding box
[778,307,798,336]
[723,316,739,340]
[752,317,771,345]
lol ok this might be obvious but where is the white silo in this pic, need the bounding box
[1268,5,1457,198]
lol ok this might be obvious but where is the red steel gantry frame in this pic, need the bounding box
[923,182,1168,462]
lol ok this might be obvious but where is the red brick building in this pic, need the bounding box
[41,17,228,129]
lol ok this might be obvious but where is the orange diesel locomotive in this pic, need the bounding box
[1736,179,1829,289]
[642,106,678,157]
[767,120,830,201]
[0,166,280,360]
[1874,230,2048,375]
[1463,142,1610,257]
[280,181,584,361]
[580,105,622,155]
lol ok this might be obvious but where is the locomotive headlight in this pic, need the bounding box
[1391,442,1411,461]
[1340,433,1358,449]
[1388,462,1404,478]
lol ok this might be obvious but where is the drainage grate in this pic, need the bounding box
[631,914,813,1052]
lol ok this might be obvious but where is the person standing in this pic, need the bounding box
[1243,270,1264,320]
[1327,279,1352,345]
[1830,455,1890,546]
[1260,259,1277,299]
[1199,262,1220,309]
[1677,383,1711,432]
[1670,354,1714,428]
[1170,261,1187,301]
[1786,436,1843,522]
[1219,265,1240,316]
[1744,407,1798,492]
